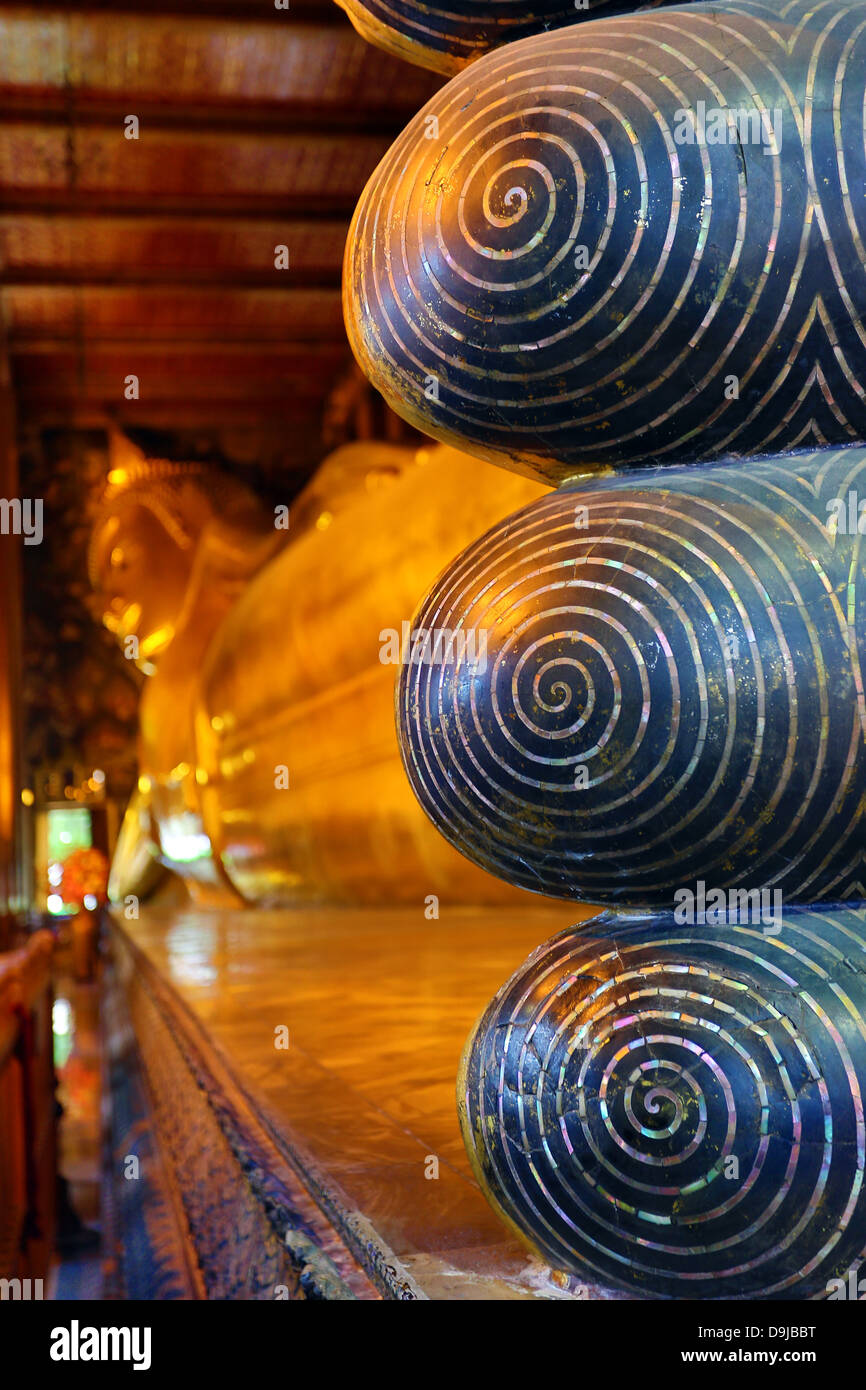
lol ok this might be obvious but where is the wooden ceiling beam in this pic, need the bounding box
[0,9,439,117]
[0,267,343,288]
[0,1,394,452]
[0,191,362,218]
[13,384,335,406]
[0,96,420,138]
[0,126,391,202]
[9,340,348,359]
[0,1,344,22]
[0,212,350,269]
[2,283,345,320]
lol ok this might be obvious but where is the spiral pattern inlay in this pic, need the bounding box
[459,905,866,1299]
[336,0,671,75]
[345,0,866,481]
[398,444,866,908]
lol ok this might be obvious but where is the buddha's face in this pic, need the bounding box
[92,504,194,671]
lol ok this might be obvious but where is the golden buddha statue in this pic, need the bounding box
[90,434,554,909]
[89,445,283,904]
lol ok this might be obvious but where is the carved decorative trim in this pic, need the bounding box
[109,916,425,1300]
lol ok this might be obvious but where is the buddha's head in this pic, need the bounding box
[88,460,267,673]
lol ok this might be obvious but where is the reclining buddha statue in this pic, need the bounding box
[89,433,558,910]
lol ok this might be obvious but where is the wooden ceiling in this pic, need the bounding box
[0,0,441,474]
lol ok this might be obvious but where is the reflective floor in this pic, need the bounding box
[121,901,611,1299]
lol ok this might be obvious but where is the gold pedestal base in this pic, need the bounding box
[107,903,626,1300]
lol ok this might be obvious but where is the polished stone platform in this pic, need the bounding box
[107,901,625,1300]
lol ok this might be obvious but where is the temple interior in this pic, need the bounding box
[0,0,589,1304]
[4,0,866,1315]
